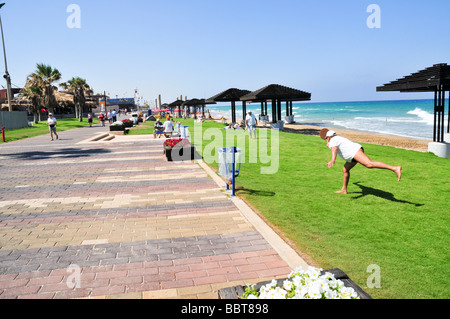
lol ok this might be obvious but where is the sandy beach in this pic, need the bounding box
[283,122,431,152]
[212,116,431,152]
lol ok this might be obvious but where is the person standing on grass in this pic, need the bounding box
[321,129,401,194]
[47,113,59,141]
[245,111,257,139]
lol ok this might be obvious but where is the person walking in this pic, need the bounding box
[245,111,257,139]
[112,109,117,122]
[99,113,105,127]
[47,113,59,141]
[87,112,93,127]
[321,129,401,194]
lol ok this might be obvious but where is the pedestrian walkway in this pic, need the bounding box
[0,120,308,299]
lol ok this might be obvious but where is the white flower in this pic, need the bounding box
[283,279,293,291]
[317,280,329,293]
[325,290,338,299]
[242,266,360,300]
[269,279,278,288]
[307,283,322,299]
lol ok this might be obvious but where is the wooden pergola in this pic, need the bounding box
[206,88,251,124]
[377,63,450,142]
[182,98,216,119]
[240,84,311,124]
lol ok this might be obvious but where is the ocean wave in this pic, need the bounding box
[354,116,425,124]
[407,108,434,125]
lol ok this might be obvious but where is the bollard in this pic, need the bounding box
[1,126,5,143]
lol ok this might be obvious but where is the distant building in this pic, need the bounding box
[0,88,22,102]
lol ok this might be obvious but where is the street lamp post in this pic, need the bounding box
[0,3,12,112]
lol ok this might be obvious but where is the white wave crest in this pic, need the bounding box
[407,108,434,125]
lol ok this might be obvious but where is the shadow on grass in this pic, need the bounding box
[351,182,424,207]
[2,148,112,160]
[235,187,276,197]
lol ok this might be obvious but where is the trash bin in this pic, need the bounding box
[218,147,241,196]
[180,125,190,139]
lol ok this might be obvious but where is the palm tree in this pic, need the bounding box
[20,76,43,124]
[60,77,91,122]
[33,64,61,115]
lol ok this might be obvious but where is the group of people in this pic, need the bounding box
[45,109,122,140]
[223,111,258,139]
[153,118,175,138]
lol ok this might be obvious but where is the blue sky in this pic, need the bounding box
[1,0,449,104]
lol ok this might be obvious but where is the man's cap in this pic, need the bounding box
[48,113,53,116]
[326,130,337,138]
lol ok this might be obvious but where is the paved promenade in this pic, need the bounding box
[0,119,308,299]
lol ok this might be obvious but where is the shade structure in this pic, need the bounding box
[377,63,450,142]
[168,99,184,108]
[206,88,251,124]
[182,98,216,118]
[240,84,311,124]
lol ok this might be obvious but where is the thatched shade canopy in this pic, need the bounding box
[54,91,74,102]
[206,88,251,124]
[377,63,450,142]
[240,84,311,123]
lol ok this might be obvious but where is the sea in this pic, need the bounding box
[206,99,449,140]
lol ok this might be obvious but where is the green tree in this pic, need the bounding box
[60,77,92,122]
[32,64,61,115]
[20,76,43,124]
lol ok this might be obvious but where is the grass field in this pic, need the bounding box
[2,118,99,142]
[133,118,449,299]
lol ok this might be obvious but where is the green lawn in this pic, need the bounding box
[2,118,99,143]
[137,118,449,299]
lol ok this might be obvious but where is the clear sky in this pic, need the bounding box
[1,0,449,104]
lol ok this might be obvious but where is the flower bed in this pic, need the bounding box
[163,138,198,161]
[163,138,191,149]
[121,119,134,128]
[219,267,372,300]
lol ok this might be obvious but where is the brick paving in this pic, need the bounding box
[0,119,307,299]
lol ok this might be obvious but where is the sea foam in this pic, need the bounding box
[407,108,434,125]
